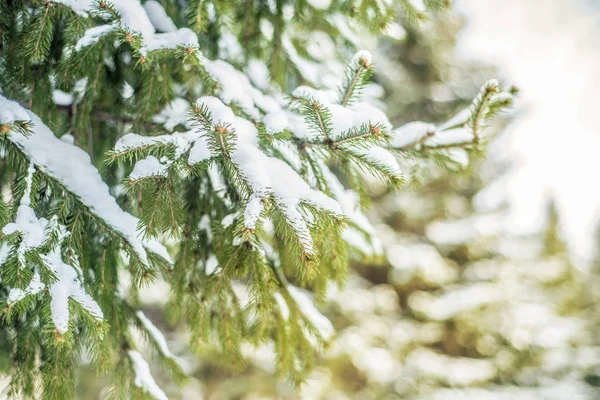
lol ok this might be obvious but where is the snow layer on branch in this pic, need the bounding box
[60,0,197,55]
[153,98,192,131]
[45,246,104,332]
[0,95,170,266]
[390,122,435,148]
[128,350,168,400]
[115,129,201,161]
[327,102,393,141]
[4,165,47,302]
[129,156,168,181]
[204,254,219,275]
[136,311,175,359]
[320,161,374,235]
[352,145,403,176]
[427,128,473,146]
[3,164,48,267]
[3,186,45,245]
[75,24,115,51]
[51,0,93,16]
[438,108,471,131]
[342,228,375,255]
[143,0,177,33]
[203,59,280,119]
[3,167,103,332]
[7,272,44,304]
[351,50,373,66]
[198,96,342,253]
[288,286,334,339]
[52,90,74,106]
[407,0,427,12]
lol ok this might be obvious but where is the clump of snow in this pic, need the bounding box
[52,90,74,106]
[153,98,192,131]
[129,156,168,181]
[3,165,48,267]
[75,24,115,51]
[51,0,94,17]
[7,272,45,304]
[390,122,436,148]
[407,0,426,12]
[351,50,373,66]
[204,254,219,275]
[307,0,332,10]
[45,244,104,333]
[202,59,279,119]
[245,59,270,90]
[115,129,202,162]
[136,311,176,359]
[128,350,168,400]
[143,0,177,33]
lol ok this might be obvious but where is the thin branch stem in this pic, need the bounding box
[340,64,365,106]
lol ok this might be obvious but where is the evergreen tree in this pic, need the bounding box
[0,1,513,398]
[160,12,600,400]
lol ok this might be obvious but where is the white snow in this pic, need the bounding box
[204,254,219,275]
[408,283,501,321]
[136,311,175,358]
[245,59,270,90]
[0,95,171,266]
[45,245,104,333]
[461,0,600,265]
[288,286,334,339]
[51,0,93,16]
[307,0,332,10]
[143,0,177,33]
[202,59,280,119]
[52,90,74,106]
[196,96,343,253]
[128,350,168,400]
[129,156,168,181]
[59,0,198,55]
[153,98,192,132]
[3,164,49,267]
[390,122,436,148]
[406,348,496,386]
[3,166,103,332]
[187,135,211,165]
[407,0,427,12]
[75,24,115,51]
[427,127,473,146]
[7,272,44,304]
[351,50,373,66]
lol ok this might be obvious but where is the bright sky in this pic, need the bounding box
[457,0,600,266]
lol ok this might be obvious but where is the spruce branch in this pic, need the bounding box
[302,99,333,144]
[339,51,374,106]
[468,79,500,144]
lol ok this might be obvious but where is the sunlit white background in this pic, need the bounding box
[458,0,600,267]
